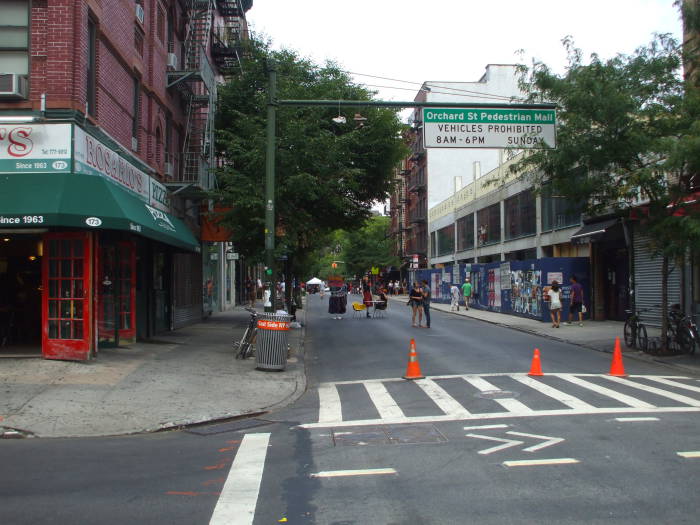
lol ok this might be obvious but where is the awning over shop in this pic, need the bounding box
[570,218,620,245]
[0,173,199,252]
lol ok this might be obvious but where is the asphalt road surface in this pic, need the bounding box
[2,295,699,524]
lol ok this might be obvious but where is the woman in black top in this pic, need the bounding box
[409,282,424,327]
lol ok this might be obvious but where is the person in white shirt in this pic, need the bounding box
[548,281,562,328]
[450,284,461,311]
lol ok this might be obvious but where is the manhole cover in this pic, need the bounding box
[477,389,518,400]
[185,418,272,436]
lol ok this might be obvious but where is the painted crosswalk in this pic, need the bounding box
[299,373,700,429]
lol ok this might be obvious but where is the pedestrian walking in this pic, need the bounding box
[388,280,394,295]
[408,282,423,327]
[450,283,460,311]
[421,279,431,328]
[548,280,562,328]
[362,284,373,318]
[461,278,472,310]
[566,275,584,326]
[245,277,255,307]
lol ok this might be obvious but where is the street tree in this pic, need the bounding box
[513,33,700,352]
[214,37,407,279]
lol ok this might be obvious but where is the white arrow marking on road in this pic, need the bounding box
[466,433,524,455]
[506,431,564,452]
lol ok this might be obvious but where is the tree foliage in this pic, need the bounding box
[305,216,400,281]
[214,37,407,270]
[513,32,700,351]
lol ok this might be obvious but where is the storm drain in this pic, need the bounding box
[332,424,447,446]
[185,417,272,436]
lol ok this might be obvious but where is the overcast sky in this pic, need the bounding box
[247,0,684,107]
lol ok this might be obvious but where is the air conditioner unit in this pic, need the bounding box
[164,162,173,176]
[166,53,178,70]
[0,74,29,100]
[135,3,145,24]
[131,136,138,151]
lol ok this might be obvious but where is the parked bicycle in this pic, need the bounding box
[234,307,258,359]
[667,304,698,355]
[623,306,653,352]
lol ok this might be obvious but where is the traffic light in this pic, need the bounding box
[331,262,338,269]
[265,267,273,275]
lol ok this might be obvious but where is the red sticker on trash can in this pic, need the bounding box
[257,320,290,331]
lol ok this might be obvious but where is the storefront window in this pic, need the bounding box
[505,190,536,240]
[437,224,455,256]
[477,203,501,246]
[457,213,474,251]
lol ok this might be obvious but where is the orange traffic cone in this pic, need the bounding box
[609,337,627,377]
[403,338,425,380]
[528,348,544,376]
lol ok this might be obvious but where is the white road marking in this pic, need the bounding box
[506,431,564,452]
[301,374,700,429]
[463,376,533,414]
[614,417,660,422]
[503,458,579,467]
[677,451,700,458]
[310,468,398,478]
[511,374,595,410]
[414,378,471,417]
[466,433,524,455]
[644,376,700,394]
[364,382,405,420]
[317,383,342,424]
[209,433,270,525]
[557,374,655,408]
[603,376,700,407]
[463,424,509,431]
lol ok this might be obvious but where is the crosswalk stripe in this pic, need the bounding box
[511,375,596,410]
[304,374,700,429]
[317,383,342,424]
[364,382,405,420]
[602,376,700,407]
[557,374,655,408]
[414,378,472,417]
[463,376,533,414]
[643,376,700,394]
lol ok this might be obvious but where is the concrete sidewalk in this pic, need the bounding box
[0,307,306,439]
[390,295,700,375]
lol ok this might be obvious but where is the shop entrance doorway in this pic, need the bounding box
[97,238,136,348]
[0,233,43,355]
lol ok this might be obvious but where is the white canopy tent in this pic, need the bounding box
[306,277,323,285]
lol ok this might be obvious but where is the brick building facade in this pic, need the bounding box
[0,0,252,360]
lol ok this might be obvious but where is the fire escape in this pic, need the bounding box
[166,0,217,195]
[211,0,250,76]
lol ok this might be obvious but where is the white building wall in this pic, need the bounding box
[421,64,524,208]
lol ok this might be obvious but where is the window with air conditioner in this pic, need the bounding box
[0,1,29,99]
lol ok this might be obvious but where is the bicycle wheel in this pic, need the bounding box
[637,324,648,353]
[623,320,636,348]
[676,326,694,354]
[235,327,251,359]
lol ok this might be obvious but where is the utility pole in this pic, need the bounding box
[264,60,277,312]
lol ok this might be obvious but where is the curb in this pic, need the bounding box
[390,296,700,377]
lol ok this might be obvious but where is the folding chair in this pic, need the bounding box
[372,302,387,318]
[351,302,366,318]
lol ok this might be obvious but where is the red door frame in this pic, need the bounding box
[95,238,136,346]
[42,232,93,361]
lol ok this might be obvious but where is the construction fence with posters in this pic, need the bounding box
[414,257,590,323]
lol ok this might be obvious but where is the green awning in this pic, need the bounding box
[0,173,200,252]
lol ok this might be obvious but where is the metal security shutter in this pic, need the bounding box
[173,252,203,328]
[633,226,681,327]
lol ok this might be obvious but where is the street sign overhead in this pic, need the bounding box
[422,107,556,149]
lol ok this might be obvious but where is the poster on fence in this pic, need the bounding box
[500,262,511,290]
